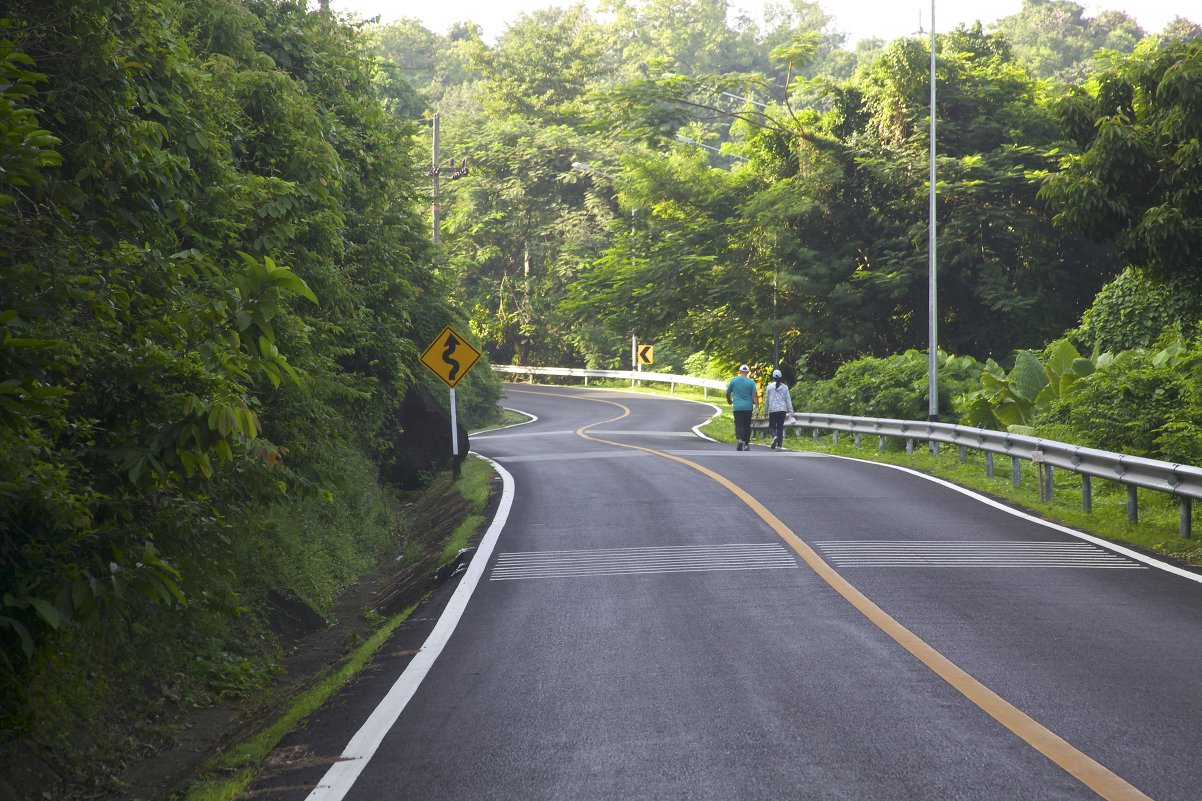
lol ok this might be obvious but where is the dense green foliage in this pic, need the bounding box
[791,350,982,422]
[1036,338,1202,462]
[0,0,498,789]
[375,0,1194,376]
[369,0,1198,466]
[4,0,1201,791]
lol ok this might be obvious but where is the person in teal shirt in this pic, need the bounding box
[726,364,759,451]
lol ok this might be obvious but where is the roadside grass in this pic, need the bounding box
[490,408,535,427]
[440,456,492,564]
[179,454,498,801]
[181,600,419,801]
[496,373,1200,564]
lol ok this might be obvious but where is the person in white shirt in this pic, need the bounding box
[763,369,794,450]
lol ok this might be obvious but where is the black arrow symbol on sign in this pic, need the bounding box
[639,345,653,363]
[442,332,461,382]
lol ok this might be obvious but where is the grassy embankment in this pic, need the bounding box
[179,454,497,801]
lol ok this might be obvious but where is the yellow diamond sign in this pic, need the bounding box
[420,325,481,389]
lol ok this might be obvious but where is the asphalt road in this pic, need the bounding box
[254,384,1202,801]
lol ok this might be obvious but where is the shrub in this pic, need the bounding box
[791,350,981,422]
[1034,338,1202,462]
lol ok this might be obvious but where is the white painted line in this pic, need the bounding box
[493,451,646,463]
[498,544,784,557]
[303,455,515,801]
[490,563,800,581]
[814,540,1143,569]
[491,556,796,572]
[693,404,722,442]
[825,454,1200,583]
[492,553,795,566]
[469,407,538,436]
[472,428,582,439]
[585,430,699,437]
[825,564,1144,569]
[490,543,798,580]
[499,542,779,556]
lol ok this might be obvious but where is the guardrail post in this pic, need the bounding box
[1180,498,1192,539]
[1043,465,1054,501]
[812,429,819,441]
[1081,475,1092,513]
[879,435,886,451]
[906,439,914,456]
[1011,456,1021,487]
[833,431,840,446]
[855,433,862,448]
[959,445,967,462]
[584,375,589,386]
[985,451,994,478]
[930,440,940,456]
[1127,485,1139,523]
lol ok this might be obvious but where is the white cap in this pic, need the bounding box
[772,369,782,378]
[739,364,750,373]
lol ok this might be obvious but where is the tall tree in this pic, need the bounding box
[1040,38,1202,302]
[990,0,1147,82]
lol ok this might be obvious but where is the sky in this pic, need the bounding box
[328,0,1196,46]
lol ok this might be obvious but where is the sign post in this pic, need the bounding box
[419,325,482,474]
[631,333,637,387]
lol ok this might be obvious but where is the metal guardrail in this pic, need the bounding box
[493,365,1198,537]
[491,365,726,395]
[758,412,1199,538]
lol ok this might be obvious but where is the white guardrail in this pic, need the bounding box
[491,364,727,394]
[494,365,1200,538]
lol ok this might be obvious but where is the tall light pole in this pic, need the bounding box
[926,0,939,421]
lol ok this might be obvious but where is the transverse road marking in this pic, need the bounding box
[491,543,799,580]
[816,540,1145,569]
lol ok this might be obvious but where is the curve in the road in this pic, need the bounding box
[306,387,1155,801]
[533,388,1154,801]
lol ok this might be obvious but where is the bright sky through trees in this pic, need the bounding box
[330,0,1194,46]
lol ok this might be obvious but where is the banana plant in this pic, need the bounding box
[958,338,1101,431]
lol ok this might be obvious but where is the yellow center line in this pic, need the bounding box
[507,387,1152,801]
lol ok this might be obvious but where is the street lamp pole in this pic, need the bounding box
[927,0,939,421]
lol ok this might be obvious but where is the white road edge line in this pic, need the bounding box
[826,454,1202,584]
[303,454,515,801]
[501,381,722,442]
[469,406,538,436]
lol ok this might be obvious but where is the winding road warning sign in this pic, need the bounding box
[420,325,481,388]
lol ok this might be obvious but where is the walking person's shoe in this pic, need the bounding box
[736,441,743,451]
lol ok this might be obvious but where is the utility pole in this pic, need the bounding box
[431,113,441,244]
[427,113,468,245]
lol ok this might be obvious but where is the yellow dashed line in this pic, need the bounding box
[508,387,1153,800]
